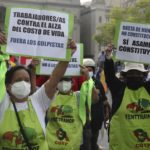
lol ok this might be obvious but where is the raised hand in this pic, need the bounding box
[67,39,77,56]
[105,43,114,58]
[79,64,90,80]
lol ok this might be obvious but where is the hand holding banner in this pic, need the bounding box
[1,7,74,61]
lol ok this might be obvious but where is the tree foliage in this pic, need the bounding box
[94,0,150,46]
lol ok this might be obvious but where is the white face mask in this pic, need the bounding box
[89,71,94,78]
[57,81,72,94]
[11,81,31,99]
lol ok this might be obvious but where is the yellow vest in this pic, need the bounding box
[110,87,150,150]
[0,100,49,150]
[46,92,83,150]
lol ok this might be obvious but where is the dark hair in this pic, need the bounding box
[5,65,31,85]
[86,66,95,72]
[60,76,72,82]
[121,70,148,80]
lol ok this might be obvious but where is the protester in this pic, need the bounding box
[46,64,99,150]
[104,44,150,150]
[0,32,77,149]
[80,58,110,150]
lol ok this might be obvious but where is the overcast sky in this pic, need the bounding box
[80,0,92,4]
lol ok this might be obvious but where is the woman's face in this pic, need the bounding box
[11,69,30,84]
[7,69,31,101]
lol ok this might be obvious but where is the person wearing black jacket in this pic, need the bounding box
[80,58,110,150]
[91,76,109,150]
[104,45,150,150]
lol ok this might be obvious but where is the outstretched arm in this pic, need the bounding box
[104,45,124,94]
[28,59,40,94]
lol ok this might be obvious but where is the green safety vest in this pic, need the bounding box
[0,99,49,150]
[46,92,83,150]
[0,61,7,102]
[79,78,94,125]
[110,87,150,150]
[0,54,9,102]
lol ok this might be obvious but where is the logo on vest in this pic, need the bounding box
[49,105,74,123]
[1,127,39,149]
[55,128,69,146]
[133,129,150,148]
[125,98,150,120]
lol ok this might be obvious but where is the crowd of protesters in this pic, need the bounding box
[0,30,107,150]
[1,14,150,150]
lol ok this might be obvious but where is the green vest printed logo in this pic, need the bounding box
[134,129,150,142]
[133,129,150,149]
[55,128,69,146]
[49,105,74,123]
[2,131,24,146]
[2,127,39,149]
[126,98,150,113]
[50,105,73,116]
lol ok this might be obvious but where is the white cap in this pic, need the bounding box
[122,62,148,73]
[83,58,95,67]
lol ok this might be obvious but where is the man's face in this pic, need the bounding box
[125,70,145,90]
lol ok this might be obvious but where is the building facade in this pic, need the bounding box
[80,0,107,59]
[80,0,137,60]
[0,0,81,42]
[0,0,137,60]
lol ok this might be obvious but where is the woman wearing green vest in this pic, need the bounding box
[46,65,99,150]
[104,44,150,150]
[0,34,77,150]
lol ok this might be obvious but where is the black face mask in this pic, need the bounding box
[126,76,144,90]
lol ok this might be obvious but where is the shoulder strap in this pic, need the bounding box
[12,101,32,150]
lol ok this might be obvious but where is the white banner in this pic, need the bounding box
[116,22,150,64]
[3,7,74,60]
[36,44,83,76]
